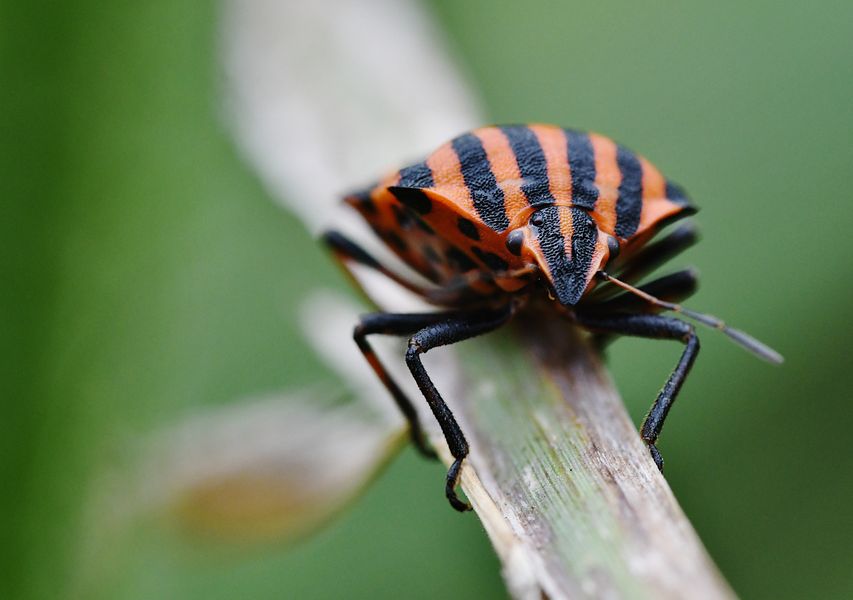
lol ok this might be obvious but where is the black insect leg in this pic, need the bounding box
[575,312,700,471]
[323,230,431,297]
[406,306,515,511]
[355,311,458,458]
[324,229,486,306]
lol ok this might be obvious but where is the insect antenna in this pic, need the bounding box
[597,272,784,364]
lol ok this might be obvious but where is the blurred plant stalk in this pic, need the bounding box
[120,0,739,598]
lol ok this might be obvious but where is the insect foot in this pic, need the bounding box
[445,457,472,512]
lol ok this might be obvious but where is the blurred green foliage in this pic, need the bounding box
[2,1,852,599]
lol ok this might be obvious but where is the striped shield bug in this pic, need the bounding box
[324,124,782,512]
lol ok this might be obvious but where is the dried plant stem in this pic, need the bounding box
[420,312,735,600]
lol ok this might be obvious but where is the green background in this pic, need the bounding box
[3,1,852,598]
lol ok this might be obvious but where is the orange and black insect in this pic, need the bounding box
[324,124,782,512]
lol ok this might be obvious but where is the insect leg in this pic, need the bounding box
[355,311,462,458]
[575,312,700,471]
[323,230,432,297]
[406,305,515,511]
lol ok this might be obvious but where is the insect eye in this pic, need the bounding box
[530,212,544,227]
[505,229,524,256]
[606,235,621,261]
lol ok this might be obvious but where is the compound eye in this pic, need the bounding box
[530,212,544,227]
[606,235,621,261]
[505,229,525,256]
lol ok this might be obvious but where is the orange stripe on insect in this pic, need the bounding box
[589,132,621,235]
[639,156,666,199]
[558,205,575,259]
[427,142,474,213]
[636,156,684,234]
[529,124,572,205]
[475,127,528,223]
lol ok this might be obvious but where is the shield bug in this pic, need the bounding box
[324,124,782,512]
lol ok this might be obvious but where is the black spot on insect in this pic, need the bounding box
[388,186,432,215]
[345,188,378,214]
[424,265,442,281]
[456,217,480,241]
[361,198,378,214]
[382,230,408,253]
[445,247,477,271]
[471,246,509,272]
[392,203,434,234]
[391,204,414,230]
[415,217,435,235]
[505,230,524,256]
[422,245,442,264]
[606,235,621,262]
